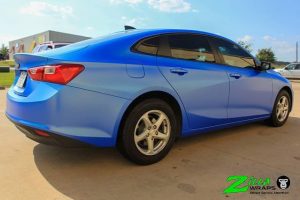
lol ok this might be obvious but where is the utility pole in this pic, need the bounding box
[297,42,298,63]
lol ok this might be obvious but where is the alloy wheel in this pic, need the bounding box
[276,96,289,122]
[134,110,171,156]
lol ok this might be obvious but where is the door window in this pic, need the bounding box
[213,39,256,68]
[285,64,296,70]
[294,64,300,70]
[167,34,215,63]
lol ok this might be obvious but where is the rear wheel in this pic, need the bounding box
[268,90,291,127]
[118,99,179,165]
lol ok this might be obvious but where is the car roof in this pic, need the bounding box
[36,29,236,59]
[83,28,235,47]
[117,28,229,40]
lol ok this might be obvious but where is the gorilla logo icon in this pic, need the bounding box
[277,176,290,190]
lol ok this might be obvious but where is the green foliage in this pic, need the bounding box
[0,44,9,60]
[256,48,276,62]
[238,41,252,53]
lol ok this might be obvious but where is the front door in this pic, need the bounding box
[210,37,273,122]
[157,34,230,131]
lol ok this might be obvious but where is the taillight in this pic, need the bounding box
[28,64,84,85]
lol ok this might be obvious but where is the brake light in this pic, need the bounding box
[28,64,84,85]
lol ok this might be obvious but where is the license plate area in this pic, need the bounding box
[16,71,27,88]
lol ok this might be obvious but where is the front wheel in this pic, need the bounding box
[118,99,179,165]
[268,90,291,127]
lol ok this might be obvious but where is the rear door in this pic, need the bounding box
[157,34,230,131]
[209,37,273,122]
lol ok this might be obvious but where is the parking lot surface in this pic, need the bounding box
[0,82,300,200]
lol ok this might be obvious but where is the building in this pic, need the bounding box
[9,30,90,59]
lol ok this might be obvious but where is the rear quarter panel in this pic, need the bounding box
[66,51,190,135]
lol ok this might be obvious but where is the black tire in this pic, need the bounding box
[118,98,179,165]
[268,90,291,127]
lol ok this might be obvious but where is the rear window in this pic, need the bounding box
[133,37,160,55]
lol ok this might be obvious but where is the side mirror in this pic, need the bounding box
[258,61,271,71]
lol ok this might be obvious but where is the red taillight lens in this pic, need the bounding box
[28,64,84,85]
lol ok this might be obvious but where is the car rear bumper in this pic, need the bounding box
[7,116,90,147]
[6,83,129,147]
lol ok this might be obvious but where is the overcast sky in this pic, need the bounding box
[0,0,299,61]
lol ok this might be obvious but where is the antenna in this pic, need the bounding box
[124,25,136,31]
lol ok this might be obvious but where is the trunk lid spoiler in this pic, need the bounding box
[14,53,48,69]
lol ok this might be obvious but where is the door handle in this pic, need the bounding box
[229,73,241,79]
[170,68,188,75]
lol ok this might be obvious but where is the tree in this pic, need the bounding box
[256,48,276,62]
[238,41,252,53]
[0,44,9,60]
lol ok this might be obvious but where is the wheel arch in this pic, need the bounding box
[280,86,293,111]
[117,91,184,143]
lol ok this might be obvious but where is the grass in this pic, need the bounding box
[0,60,15,67]
[0,71,15,87]
[0,60,15,86]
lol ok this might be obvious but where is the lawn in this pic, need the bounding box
[0,60,15,87]
[0,60,15,67]
[0,71,15,87]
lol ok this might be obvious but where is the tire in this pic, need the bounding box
[118,98,179,165]
[268,90,291,127]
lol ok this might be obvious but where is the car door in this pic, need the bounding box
[209,37,273,122]
[290,64,300,78]
[282,64,295,78]
[157,34,230,131]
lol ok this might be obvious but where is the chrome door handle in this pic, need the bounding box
[170,68,188,75]
[229,73,241,79]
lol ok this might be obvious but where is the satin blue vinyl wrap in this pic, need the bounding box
[6,29,293,147]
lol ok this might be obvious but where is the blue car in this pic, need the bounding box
[6,29,293,164]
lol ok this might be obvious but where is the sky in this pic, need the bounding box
[0,0,299,62]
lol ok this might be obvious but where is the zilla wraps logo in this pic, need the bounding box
[224,175,290,195]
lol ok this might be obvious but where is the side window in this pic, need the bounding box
[133,37,160,55]
[214,39,256,68]
[295,64,300,70]
[285,64,295,70]
[167,34,215,63]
